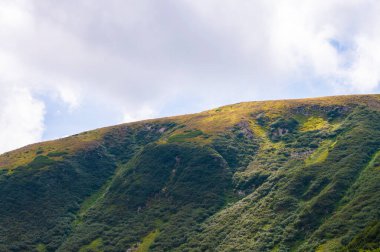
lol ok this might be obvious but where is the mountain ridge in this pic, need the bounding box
[0,94,379,251]
[1,94,379,170]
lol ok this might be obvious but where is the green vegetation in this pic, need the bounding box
[300,116,329,132]
[269,117,299,141]
[79,238,103,252]
[0,94,379,251]
[136,230,160,252]
[47,151,68,157]
[74,179,112,226]
[167,129,203,143]
[36,243,47,252]
[28,155,56,169]
[305,140,334,166]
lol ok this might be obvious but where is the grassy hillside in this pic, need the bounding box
[0,94,379,251]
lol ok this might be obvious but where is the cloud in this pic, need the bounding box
[0,0,380,152]
[184,0,380,92]
[0,86,45,153]
[122,105,156,123]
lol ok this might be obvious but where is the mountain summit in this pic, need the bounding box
[1,94,380,251]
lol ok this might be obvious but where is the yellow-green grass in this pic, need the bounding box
[79,238,103,252]
[1,94,379,171]
[167,130,204,143]
[0,127,111,170]
[236,120,284,178]
[171,94,380,137]
[249,120,267,139]
[305,140,335,166]
[300,117,329,132]
[368,150,380,171]
[136,230,160,252]
[316,238,342,252]
[74,179,112,226]
[270,245,279,252]
[36,243,47,252]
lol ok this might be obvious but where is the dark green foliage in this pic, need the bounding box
[0,98,379,252]
[47,151,68,157]
[103,122,174,163]
[255,113,269,126]
[58,143,231,252]
[28,155,56,169]
[344,221,380,251]
[270,117,299,141]
[0,124,167,251]
[327,106,347,121]
[213,123,259,171]
[234,170,269,191]
[36,149,44,155]
[0,147,116,251]
[178,107,380,251]
[271,117,299,131]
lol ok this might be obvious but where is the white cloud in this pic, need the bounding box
[347,35,380,91]
[55,84,82,111]
[122,105,156,123]
[0,0,380,153]
[0,87,45,153]
[184,0,380,92]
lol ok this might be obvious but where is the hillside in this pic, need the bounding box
[0,94,380,252]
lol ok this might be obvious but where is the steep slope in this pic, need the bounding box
[0,94,379,252]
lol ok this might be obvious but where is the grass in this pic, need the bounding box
[47,151,68,157]
[315,238,342,252]
[167,130,203,143]
[367,150,380,170]
[79,238,103,252]
[249,119,267,138]
[74,179,112,226]
[136,230,160,252]
[300,117,329,132]
[1,94,380,252]
[1,94,378,171]
[235,119,284,178]
[0,127,111,170]
[36,243,47,252]
[270,245,279,252]
[28,155,56,169]
[305,140,334,166]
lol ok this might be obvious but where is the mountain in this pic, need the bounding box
[0,94,380,252]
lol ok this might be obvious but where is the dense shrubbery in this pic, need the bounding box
[0,147,116,251]
[0,98,379,252]
[179,107,380,251]
[58,143,231,251]
[212,123,259,171]
[269,117,299,141]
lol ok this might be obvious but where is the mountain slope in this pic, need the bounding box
[0,94,379,252]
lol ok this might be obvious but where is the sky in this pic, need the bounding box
[1,0,380,154]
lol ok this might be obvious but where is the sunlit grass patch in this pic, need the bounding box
[0,127,111,170]
[79,238,103,252]
[316,238,342,252]
[74,179,112,226]
[249,120,267,139]
[167,130,203,143]
[305,140,335,166]
[28,155,55,169]
[136,230,160,252]
[36,243,47,252]
[300,117,329,132]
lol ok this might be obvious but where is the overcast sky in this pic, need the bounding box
[1,0,380,153]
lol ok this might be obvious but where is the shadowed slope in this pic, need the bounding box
[0,94,379,252]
